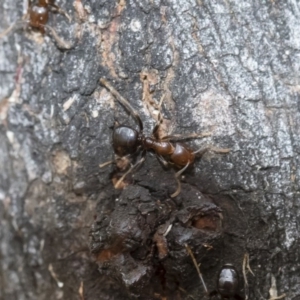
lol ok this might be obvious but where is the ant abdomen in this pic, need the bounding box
[170,143,195,167]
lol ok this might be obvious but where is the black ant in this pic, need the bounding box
[0,0,72,48]
[186,245,244,299]
[209,264,244,300]
[100,78,230,198]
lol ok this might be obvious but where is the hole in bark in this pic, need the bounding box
[192,214,222,231]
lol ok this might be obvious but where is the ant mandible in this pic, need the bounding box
[100,78,230,198]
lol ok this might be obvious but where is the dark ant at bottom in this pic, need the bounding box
[209,264,244,300]
[99,78,230,197]
[185,246,244,300]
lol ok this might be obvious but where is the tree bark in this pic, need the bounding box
[0,0,299,299]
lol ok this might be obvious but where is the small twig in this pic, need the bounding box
[243,254,249,300]
[185,243,208,294]
[99,160,114,168]
[48,264,64,288]
[269,294,286,300]
[245,253,255,276]
[269,274,286,300]
[78,281,84,300]
[243,253,254,300]
[100,78,143,131]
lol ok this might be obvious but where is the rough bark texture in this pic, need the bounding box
[0,0,300,299]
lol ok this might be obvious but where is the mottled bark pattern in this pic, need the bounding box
[0,0,299,299]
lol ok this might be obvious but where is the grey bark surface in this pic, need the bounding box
[0,0,300,299]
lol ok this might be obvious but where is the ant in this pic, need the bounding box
[209,264,244,300]
[186,245,244,299]
[99,78,230,198]
[0,0,71,48]
[28,0,64,34]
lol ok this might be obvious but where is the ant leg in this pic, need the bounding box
[170,162,190,198]
[115,150,146,188]
[161,132,211,141]
[155,154,169,168]
[152,120,162,139]
[100,78,143,132]
[193,146,230,158]
[48,3,72,22]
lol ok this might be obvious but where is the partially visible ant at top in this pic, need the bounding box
[99,78,230,198]
[0,0,72,49]
[28,0,70,34]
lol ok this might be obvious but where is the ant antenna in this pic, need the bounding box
[44,24,73,49]
[100,78,144,132]
[171,162,190,198]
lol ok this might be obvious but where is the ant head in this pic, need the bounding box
[113,126,140,156]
